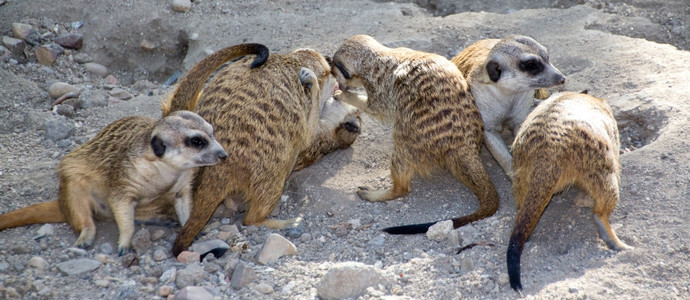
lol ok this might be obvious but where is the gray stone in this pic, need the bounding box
[317,262,394,300]
[173,286,217,300]
[11,22,40,46]
[100,243,114,255]
[77,93,108,109]
[460,257,473,273]
[73,53,93,64]
[300,233,312,243]
[254,282,274,294]
[159,268,176,284]
[367,234,385,247]
[108,88,132,100]
[285,226,303,238]
[54,104,76,118]
[56,258,101,275]
[43,119,75,142]
[55,33,83,50]
[36,224,54,237]
[2,36,25,57]
[151,229,166,241]
[190,239,230,259]
[28,256,48,271]
[131,228,152,254]
[153,249,168,261]
[256,233,298,265]
[175,263,205,288]
[230,263,256,290]
[84,62,108,77]
[426,220,453,241]
[48,82,80,99]
[171,0,192,12]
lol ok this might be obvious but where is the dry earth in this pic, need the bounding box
[0,0,688,299]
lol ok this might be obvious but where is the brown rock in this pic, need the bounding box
[140,39,156,51]
[35,44,64,66]
[48,82,80,99]
[84,62,108,77]
[11,23,33,40]
[104,74,118,85]
[55,33,84,50]
[176,251,201,263]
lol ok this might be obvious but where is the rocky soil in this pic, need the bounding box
[0,0,688,299]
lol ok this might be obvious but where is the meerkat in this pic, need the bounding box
[507,91,632,291]
[330,34,499,234]
[162,43,360,256]
[0,110,227,256]
[451,35,565,178]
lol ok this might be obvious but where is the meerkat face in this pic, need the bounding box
[320,96,361,134]
[330,38,368,92]
[150,110,227,169]
[485,35,565,91]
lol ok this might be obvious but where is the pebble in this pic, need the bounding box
[56,259,101,275]
[176,263,205,288]
[255,233,298,265]
[78,92,109,108]
[177,251,201,263]
[36,224,54,237]
[426,220,453,241]
[28,256,48,271]
[73,53,93,63]
[174,286,218,300]
[447,229,462,247]
[254,282,274,294]
[48,82,80,99]
[317,262,393,300]
[94,279,110,288]
[131,228,152,254]
[35,44,64,66]
[160,268,177,284]
[43,119,75,142]
[104,74,118,85]
[55,33,84,50]
[300,233,312,242]
[100,243,114,255]
[190,239,230,259]
[285,226,303,238]
[460,257,473,273]
[230,263,256,289]
[171,0,192,12]
[108,88,133,100]
[2,35,25,57]
[367,234,385,247]
[121,252,139,267]
[158,285,174,297]
[497,273,510,286]
[11,23,33,40]
[153,248,168,261]
[84,62,108,77]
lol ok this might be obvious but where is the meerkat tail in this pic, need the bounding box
[162,43,270,116]
[381,221,437,234]
[0,200,66,230]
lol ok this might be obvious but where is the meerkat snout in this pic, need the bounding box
[155,110,228,168]
[486,35,565,89]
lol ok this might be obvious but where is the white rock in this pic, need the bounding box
[173,286,217,300]
[255,233,298,265]
[56,258,101,275]
[317,262,394,300]
[28,256,48,271]
[254,282,274,294]
[171,0,192,12]
[230,263,256,289]
[84,62,108,77]
[48,82,80,99]
[190,239,230,259]
[426,220,453,241]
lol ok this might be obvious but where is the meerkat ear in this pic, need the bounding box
[151,135,166,158]
[486,60,502,82]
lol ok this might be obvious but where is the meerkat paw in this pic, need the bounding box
[299,67,317,91]
[357,186,398,202]
[258,217,303,229]
[117,245,134,256]
[73,227,96,249]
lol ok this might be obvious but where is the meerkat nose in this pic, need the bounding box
[556,74,566,85]
[217,150,228,160]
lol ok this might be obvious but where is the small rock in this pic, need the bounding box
[175,263,205,288]
[67,247,88,256]
[100,243,114,255]
[285,226,303,238]
[104,74,118,85]
[94,254,110,263]
[190,239,230,259]
[174,286,217,300]
[78,94,109,109]
[36,224,54,237]
[569,286,579,294]
[2,36,25,57]
[317,262,394,300]
[108,88,133,100]
[140,39,156,51]
[131,228,152,254]
[44,119,75,142]
[94,279,109,288]
[11,23,33,40]
[153,249,168,261]
[56,139,72,148]
[55,33,83,50]
[159,268,177,284]
[497,273,510,286]
[281,281,296,294]
[177,251,201,263]
[460,257,473,273]
[28,256,48,271]
[84,62,108,77]
[254,282,274,294]
[158,285,174,297]
[121,252,139,268]
[48,82,80,99]
[447,229,462,247]
[56,259,101,275]
[255,233,298,265]
[367,234,385,247]
[230,263,256,289]
[171,0,192,12]
[73,53,93,63]
[35,44,64,66]
[300,233,312,243]
[54,104,76,118]
[426,220,453,241]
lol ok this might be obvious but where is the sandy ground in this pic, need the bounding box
[0,0,689,299]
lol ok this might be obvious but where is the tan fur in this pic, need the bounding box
[0,111,227,256]
[507,91,632,291]
[332,34,499,233]
[162,43,360,256]
[451,35,565,178]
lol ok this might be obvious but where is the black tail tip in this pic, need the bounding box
[507,245,523,291]
[381,222,436,235]
[250,44,270,69]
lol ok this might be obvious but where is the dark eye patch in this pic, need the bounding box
[185,135,207,149]
[334,61,352,79]
[519,59,544,76]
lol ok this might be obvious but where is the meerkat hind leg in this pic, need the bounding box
[358,152,412,202]
[582,173,632,251]
[62,177,98,249]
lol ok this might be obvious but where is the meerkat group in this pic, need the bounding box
[2,33,631,294]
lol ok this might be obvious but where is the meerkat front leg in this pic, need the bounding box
[174,186,193,226]
[483,130,514,178]
[334,90,369,113]
[109,194,138,256]
[357,148,412,202]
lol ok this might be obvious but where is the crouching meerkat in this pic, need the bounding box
[0,110,227,256]
[162,43,360,256]
[451,35,565,178]
[331,34,499,234]
[507,91,632,291]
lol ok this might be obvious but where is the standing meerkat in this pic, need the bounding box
[0,110,227,256]
[162,43,360,256]
[451,35,565,178]
[507,91,632,291]
[331,34,499,234]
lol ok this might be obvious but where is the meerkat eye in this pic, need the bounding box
[519,59,544,75]
[334,61,352,79]
[186,136,207,149]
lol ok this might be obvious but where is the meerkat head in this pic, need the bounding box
[150,110,227,169]
[330,35,378,92]
[484,35,565,91]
